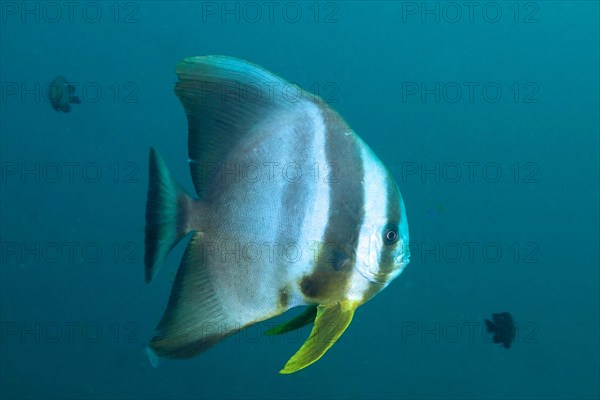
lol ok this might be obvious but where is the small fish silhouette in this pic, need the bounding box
[484,312,515,349]
[47,76,81,112]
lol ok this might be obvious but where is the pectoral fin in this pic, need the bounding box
[265,306,318,336]
[279,301,359,374]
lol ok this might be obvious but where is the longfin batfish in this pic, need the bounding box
[144,56,410,373]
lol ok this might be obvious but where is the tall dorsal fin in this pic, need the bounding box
[175,56,317,199]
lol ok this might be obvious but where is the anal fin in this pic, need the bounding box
[150,232,235,358]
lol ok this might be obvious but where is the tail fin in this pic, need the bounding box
[145,147,194,283]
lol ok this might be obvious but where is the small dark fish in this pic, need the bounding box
[47,76,81,112]
[485,312,516,348]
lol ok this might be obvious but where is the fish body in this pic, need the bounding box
[47,76,80,112]
[144,56,410,373]
[485,312,516,349]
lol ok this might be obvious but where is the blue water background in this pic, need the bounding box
[1,1,598,399]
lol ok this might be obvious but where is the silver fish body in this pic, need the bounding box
[145,56,410,373]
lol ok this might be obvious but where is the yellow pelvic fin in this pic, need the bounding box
[279,300,359,374]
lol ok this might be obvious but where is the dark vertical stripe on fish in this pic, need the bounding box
[299,106,365,302]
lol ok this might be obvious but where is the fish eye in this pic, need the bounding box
[383,224,399,245]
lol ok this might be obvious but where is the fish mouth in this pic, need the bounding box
[394,248,411,270]
[392,252,411,277]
